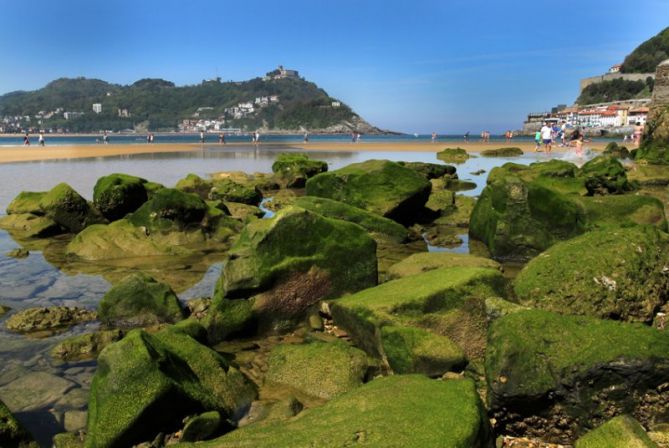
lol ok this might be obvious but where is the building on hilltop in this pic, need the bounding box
[92,103,102,114]
[267,65,299,80]
[609,64,622,73]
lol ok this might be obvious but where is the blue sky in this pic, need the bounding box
[0,0,668,133]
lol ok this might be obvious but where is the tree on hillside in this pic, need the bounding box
[620,27,669,73]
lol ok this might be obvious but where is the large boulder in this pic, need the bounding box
[305,160,432,225]
[387,252,500,280]
[396,161,457,179]
[178,376,491,448]
[176,173,214,199]
[293,196,409,243]
[580,155,634,195]
[330,266,506,374]
[218,206,377,311]
[6,191,45,215]
[39,183,103,233]
[264,340,368,399]
[51,329,124,362]
[86,325,256,448]
[0,213,62,238]
[5,306,96,333]
[575,415,658,448]
[514,227,669,322]
[437,147,470,163]
[635,142,669,165]
[271,153,328,188]
[486,310,669,444]
[0,398,37,448]
[93,173,149,221]
[128,188,208,232]
[210,179,262,205]
[98,273,185,328]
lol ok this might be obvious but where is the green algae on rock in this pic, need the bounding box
[39,183,104,233]
[305,159,431,224]
[86,326,256,448]
[178,375,491,448]
[93,173,149,221]
[5,306,96,334]
[480,147,524,157]
[0,213,62,238]
[387,252,500,280]
[127,188,208,232]
[176,173,214,198]
[575,415,658,448]
[51,329,124,362]
[514,226,669,322]
[6,191,45,215]
[181,411,222,443]
[0,398,37,448]
[580,155,634,195]
[486,309,669,444]
[210,179,262,205]
[98,273,185,328]
[603,142,631,159]
[396,161,457,179]
[271,153,328,188]
[437,147,470,163]
[264,339,368,399]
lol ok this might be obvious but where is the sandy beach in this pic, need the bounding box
[0,140,609,165]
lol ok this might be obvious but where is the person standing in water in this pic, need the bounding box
[38,132,45,146]
[23,133,30,146]
[103,131,109,144]
[431,132,437,143]
[304,132,309,143]
[634,121,644,147]
[464,131,470,142]
[540,122,553,153]
[218,133,225,144]
[199,131,205,143]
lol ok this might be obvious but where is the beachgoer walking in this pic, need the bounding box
[540,122,553,153]
[351,132,356,143]
[254,131,260,144]
[560,122,567,147]
[634,122,644,147]
[431,132,437,143]
[200,131,205,143]
[464,131,470,143]
[38,132,45,146]
[219,133,225,144]
[149,133,154,143]
[504,130,511,143]
[23,133,30,146]
[574,134,584,158]
[147,133,151,144]
[304,132,309,143]
[103,131,109,144]
[534,130,542,151]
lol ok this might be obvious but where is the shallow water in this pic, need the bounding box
[0,145,560,445]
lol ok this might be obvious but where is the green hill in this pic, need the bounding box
[620,27,669,73]
[576,77,654,105]
[0,71,379,133]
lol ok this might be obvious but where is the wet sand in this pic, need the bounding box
[0,141,608,164]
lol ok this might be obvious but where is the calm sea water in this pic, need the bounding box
[0,146,582,445]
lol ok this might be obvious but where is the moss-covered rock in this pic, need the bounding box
[480,147,524,157]
[293,196,408,243]
[271,153,328,188]
[5,306,96,333]
[442,178,477,191]
[0,398,37,448]
[201,297,256,343]
[128,188,208,232]
[486,310,669,443]
[179,375,491,448]
[210,179,262,205]
[635,140,669,165]
[51,329,124,362]
[603,142,631,159]
[396,161,457,179]
[580,155,634,195]
[6,191,45,215]
[86,326,256,448]
[387,252,500,280]
[305,159,432,225]
[514,227,669,322]
[437,147,470,163]
[224,202,264,221]
[219,207,377,310]
[98,273,185,328]
[39,183,103,233]
[53,433,84,448]
[265,340,368,399]
[181,411,222,443]
[176,174,214,199]
[575,415,658,448]
[0,213,63,238]
[93,173,149,221]
[330,266,506,373]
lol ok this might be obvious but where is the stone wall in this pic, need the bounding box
[579,72,655,92]
[649,60,669,141]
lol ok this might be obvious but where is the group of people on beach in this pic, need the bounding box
[351,131,361,143]
[535,121,587,156]
[22,132,46,146]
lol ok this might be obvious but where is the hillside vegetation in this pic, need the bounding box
[620,26,669,73]
[576,77,654,105]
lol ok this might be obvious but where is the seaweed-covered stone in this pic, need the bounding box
[293,196,409,243]
[5,306,96,333]
[580,155,634,195]
[271,153,328,188]
[219,207,377,306]
[0,398,37,448]
[176,174,214,199]
[480,147,524,157]
[181,411,221,443]
[603,142,631,159]
[179,375,491,448]
[265,340,367,399]
[39,183,102,233]
[201,297,255,343]
[0,213,63,238]
[486,310,669,444]
[53,433,84,448]
[210,179,262,205]
[93,173,149,221]
[387,252,500,280]
[437,147,470,163]
[86,326,256,448]
[6,248,29,258]
[514,227,669,322]
[330,266,506,373]
[6,191,45,215]
[224,202,264,221]
[51,329,124,361]
[442,178,477,191]
[128,188,208,232]
[635,141,669,165]
[575,415,657,448]
[396,161,456,179]
[305,160,432,225]
[98,273,185,328]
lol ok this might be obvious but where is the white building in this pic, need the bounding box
[92,103,102,114]
[331,101,341,108]
[64,111,84,120]
[627,107,649,125]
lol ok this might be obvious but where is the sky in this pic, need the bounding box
[0,0,668,133]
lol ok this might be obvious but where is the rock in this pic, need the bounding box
[442,178,477,191]
[580,155,634,195]
[305,159,432,225]
[53,432,84,448]
[93,173,149,221]
[98,273,185,328]
[186,376,491,447]
[469,160,666,259]
[480,147,524,157]
[602,142,631,159]
[387,252,500,280]
[51,330,124,361]
[210,179,262,205]
[6,191,45,215]
[271,153,328,188]
[575,415,657,448]
[0,398,37,448]
[39,183,103,233]
[484,297,528,320]
[211,171,280,192]
[396,161,456,179]
[0,213,63,238]
[224,202,264,221]
[143,181,164,197]
[437,147,470,163]
[176,173,214,199]
[471,169,486,175]
[0,371,76,412]
[6,248,29,258]
[218,207,377,320]
[486,309,669,444]
[201,297,255,343]
[63,410,88,433]
[180,411,221,442]
[330,266,506,374]
[293,196,409,243]
[264,340,368,399]
[425,183,455,214]
[514,227,669,322]
[307,313,323,331]
[0,305,10,316]
[5,306,96,333]
[86,325,256,448]
[128,188,208,232]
